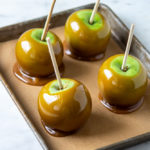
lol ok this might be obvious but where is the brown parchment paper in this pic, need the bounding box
[0,26,150,150]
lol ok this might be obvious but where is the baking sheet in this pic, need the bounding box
[0,25,150,150]
[1,3,150,150]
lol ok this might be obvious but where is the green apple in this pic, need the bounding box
[49,79,75,93]
[31,29,55,44]
[110,55,140,76]
[77,10,103,30]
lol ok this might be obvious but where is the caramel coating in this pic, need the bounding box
[98,54,148,112]
[15,28,63,77]
[38,79,92,133]
[65,9,111,59]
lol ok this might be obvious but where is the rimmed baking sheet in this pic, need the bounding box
[0,3,150,150]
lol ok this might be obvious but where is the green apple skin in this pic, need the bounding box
[38,78,92,133]
[98,54,148,113]
[65,9,111,60]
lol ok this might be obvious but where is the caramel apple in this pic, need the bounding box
[64,9,111,61]
[38,78,92,136]
[14,28,63,85]
[98,54,148,113]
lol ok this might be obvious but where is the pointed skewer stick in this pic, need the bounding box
[46,37,63,90]
[89,0,100,24]
[121,24,135,71]
[41,0,56,41]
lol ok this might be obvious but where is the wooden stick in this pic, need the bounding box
[46,37,63,90]
[121,24,135,71]
[41,0,56,41]
[89,0,100,24]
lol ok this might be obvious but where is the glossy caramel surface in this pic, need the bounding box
[65,9,111,59]
[98,54,148,113]
[38,78,92,134]
[15,28,63,77]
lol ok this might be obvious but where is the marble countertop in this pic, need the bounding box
[0,0,150,150]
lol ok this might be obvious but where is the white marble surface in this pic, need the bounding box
[0,0,150,150]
